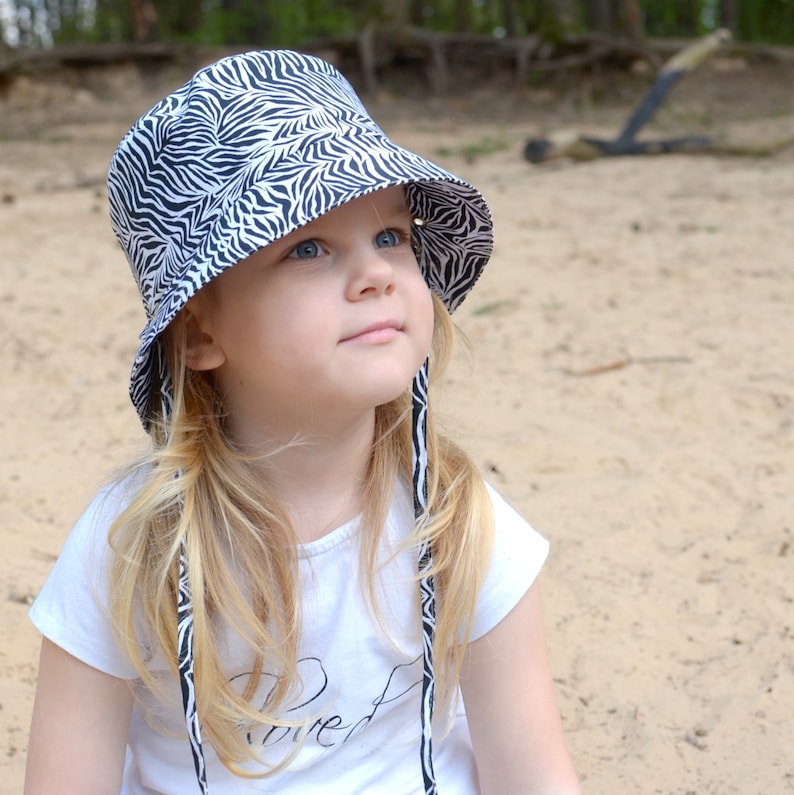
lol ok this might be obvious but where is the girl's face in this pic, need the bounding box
[184,186,435,444]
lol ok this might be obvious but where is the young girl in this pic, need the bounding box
[24,50,582,795]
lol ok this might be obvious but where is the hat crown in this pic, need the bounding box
[108,51,382,321]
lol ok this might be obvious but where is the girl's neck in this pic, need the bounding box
[238,411,375,544]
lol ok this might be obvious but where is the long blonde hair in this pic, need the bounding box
[108,292,494,776]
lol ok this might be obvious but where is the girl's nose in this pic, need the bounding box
[345,247,396,300]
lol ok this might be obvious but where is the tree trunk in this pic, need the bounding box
[624,0,644,41]
[502,0,518,36]
[680,0,699,34]
[454,0,471,33]
[409,0,424,26]
[720,0,740,34]
[167,0,203,38]
[549,0,580,31]
[584,0,613,33]
[380,0,411,25]
[130,0,157,42]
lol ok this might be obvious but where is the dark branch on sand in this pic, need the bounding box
[525,29,736,163]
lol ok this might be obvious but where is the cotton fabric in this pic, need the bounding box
[30,479,548,794]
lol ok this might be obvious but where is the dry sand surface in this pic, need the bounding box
[1,52,792,793]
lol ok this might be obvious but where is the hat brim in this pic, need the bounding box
[129,132,492,427]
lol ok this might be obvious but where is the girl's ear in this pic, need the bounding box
[181,301,227,372]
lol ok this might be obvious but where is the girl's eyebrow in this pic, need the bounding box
[374,202,412,222]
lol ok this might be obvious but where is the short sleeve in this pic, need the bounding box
[29,481,139,680]
[468,484,550,642]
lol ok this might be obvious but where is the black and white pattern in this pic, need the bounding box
[177,547,209,794]
[412,360,438,792]
[107,49,493,793]
[108,49,492,429]
[159,350,209,793]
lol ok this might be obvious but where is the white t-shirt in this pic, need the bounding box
[30,477,549,794]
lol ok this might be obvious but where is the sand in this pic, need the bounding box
[1,54,792,793]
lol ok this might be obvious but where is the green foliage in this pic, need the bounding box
[91,0,136,42]
[165,0,362,47]
[640,0,794,42]
[739,0,794,44]
[2,1,794,49]
[640,0,708,37]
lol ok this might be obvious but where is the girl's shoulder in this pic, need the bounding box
[484,482,543,537]
[486,481,550,570]
[52,465,150,562]
[28,469,148,680]
[469,482,550,642]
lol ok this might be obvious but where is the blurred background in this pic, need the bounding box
[1,1,793,55]
[2,3,792,795]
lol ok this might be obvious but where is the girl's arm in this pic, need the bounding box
[460,582,583,795]
[24,638,133,795]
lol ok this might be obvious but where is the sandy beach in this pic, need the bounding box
[1,51,792,793]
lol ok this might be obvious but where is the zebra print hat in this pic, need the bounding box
[108,49,492,428]
[107,49,493,793]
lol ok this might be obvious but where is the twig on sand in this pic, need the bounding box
[556,355,692,377]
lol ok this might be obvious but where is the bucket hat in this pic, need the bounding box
[107,49,493,794]
[108,49,492,428]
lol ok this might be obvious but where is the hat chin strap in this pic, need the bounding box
[177,546,210,793]
[173,354,438,794]
[412,359,438,793]
[155,346,210,793]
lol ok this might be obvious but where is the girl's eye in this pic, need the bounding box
[287,239,324,259]
[374,229,403,249]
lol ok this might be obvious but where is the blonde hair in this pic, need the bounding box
[108,292,494,777]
